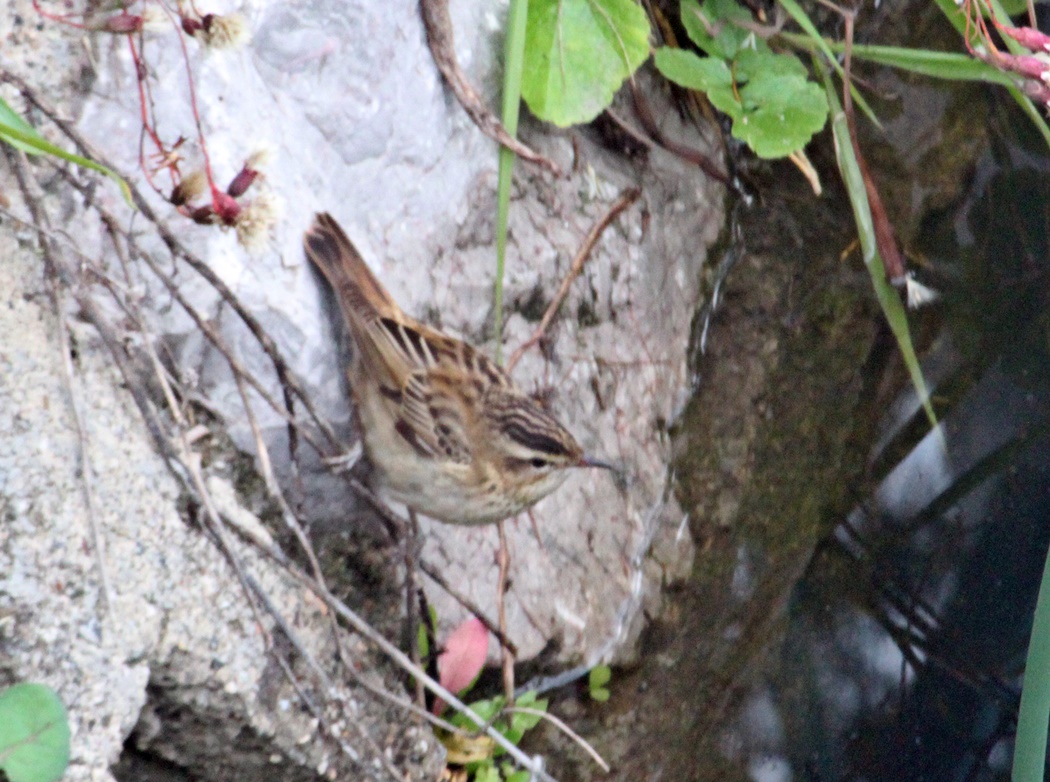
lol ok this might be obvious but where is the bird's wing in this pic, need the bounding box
[364,317,475,464]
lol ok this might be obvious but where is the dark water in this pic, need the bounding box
[709,76,1050,782]
[541,26,1050,782]
[792,104,1050,782]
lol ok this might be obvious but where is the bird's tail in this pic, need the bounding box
[303,213,398,325]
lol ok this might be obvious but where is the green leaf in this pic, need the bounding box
[505,770,532,782]
[1015,543,1050,781]
[590,687,611,702]
[0,683,71,782]
[776,0,883,129]
[0,97,41,154]
[588,664,612,701]
[992,0,1028,15]
[796,40,1019,86]
[653,48,739,115]
[508,699,547,733]
[451,695,504,732]
[653,47,732,91]
[730,50,828,158]
[473,761,500,782]
[680,0,766,59]
[417,622,429,660]
[588,664,611,689]
[522,0,651,127]
[0,97,133,206]
[656,47,827,158]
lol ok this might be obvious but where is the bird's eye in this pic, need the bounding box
[529,457,548,469]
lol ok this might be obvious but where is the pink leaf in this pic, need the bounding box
[433,617,488,715]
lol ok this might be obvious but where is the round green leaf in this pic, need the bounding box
[0,683,71,782]
[680,0,767,60]
[653,47,732,92]
[733,47,809,82]
[654,48,741,120]
[588,664,611,689]
[522,0,651,127]
[733,70,828,158]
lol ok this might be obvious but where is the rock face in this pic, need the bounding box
[0,228,444,781]
[0,0,722,778]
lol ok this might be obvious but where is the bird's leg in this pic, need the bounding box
[320,439,363,473]
[405,508,425,708]
[497,520,515,706]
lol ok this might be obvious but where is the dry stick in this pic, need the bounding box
[49,166,338,468]
[282,557,561,782]
[496,521,515,705]
[22,209,552,776]
[840,12,906,285]
[187,472,392,777]
[627,81,731,186]
[227,359,369,742]
[345,473,520,655]
[110,301,393,778]
[61,167,330,458]
[16,81,537,664]
[0,69,339,452]
[221,316,416,767]
[5,73,560,780]
[417,559,517,655]
[223,514,470,738]
[406,509,425,709]
[78,293,464,755]
[9,193,561,773]
[506,187,641,372]
[7,181,436,778]
[603,107,662,152]
[7,148,115,617]
[237,569,404,780]
[505,707,610,773]
[419,0,561,176]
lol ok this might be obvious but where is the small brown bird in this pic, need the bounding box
[304,213,608,525]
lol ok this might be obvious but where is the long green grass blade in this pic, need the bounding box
[0,96,40,154]
[817,59,936,427]
[779,36,1017,85]
[0,99,132,206]
[1015,543,1050,782]
[493,0,530,364]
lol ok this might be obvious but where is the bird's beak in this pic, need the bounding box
[579,455,615,470]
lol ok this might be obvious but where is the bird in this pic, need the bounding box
[303,212,610,525]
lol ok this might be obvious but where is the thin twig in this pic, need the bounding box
[628,81,730,185]
[419,0,562,176]
[507,187,640,371]
[60,169,333,459]
[4,68,563,781]
[7,147,115,617]
[284,561,559,780]
[406,509,425,708]
[417,559,518,655]
[238,569,403,780]
[505,706,610,772]
[497,521,515,705]
[0,69,340,452]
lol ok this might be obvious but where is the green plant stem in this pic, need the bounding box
[494,0,529,364]
[816,57,936,427]
[775,0,882,128]
[1014,543,1050,781]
